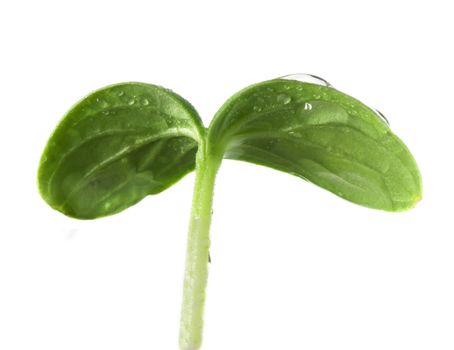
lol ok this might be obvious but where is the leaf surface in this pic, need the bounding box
[38,83,204,219]
[208,79,422,211]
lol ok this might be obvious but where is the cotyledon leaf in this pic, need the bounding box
[38,82,205,219]
[208,79,422,211]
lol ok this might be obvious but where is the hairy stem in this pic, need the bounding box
[179,142,220,350]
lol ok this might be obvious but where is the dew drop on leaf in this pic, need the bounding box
[253,105,262,112]
[277,93,292,105]
[373,108,390,126]
[96,97,109,108]
[278,73,332,87]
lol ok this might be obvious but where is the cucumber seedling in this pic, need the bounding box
[38,74,422,350]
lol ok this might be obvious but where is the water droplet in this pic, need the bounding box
[277,93,292,105]
[142,98,149,106]
[278,73,332,87]
[96,97,109,108]
[304,102,312,110]
[373,108,390,126]
[117,91,125,97]
[314,94,321,100]
[128,98,135,105]
[253,105,262,112]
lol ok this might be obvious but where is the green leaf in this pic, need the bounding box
[38,82,204,219]
[208,79,422,211]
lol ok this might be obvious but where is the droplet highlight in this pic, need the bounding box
[96,97,109,108]
[277,93,292,105]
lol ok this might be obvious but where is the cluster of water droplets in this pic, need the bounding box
[278,73,390,126]
[273,73,333,110]
[91,90,154,131]
[111,90,151,107]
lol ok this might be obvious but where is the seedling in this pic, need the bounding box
[38,75,422,349]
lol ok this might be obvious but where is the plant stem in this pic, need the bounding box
[179,142,220,350]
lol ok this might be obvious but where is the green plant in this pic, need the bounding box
[37,75,422,349]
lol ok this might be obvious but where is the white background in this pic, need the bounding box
[1,1,453,349]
